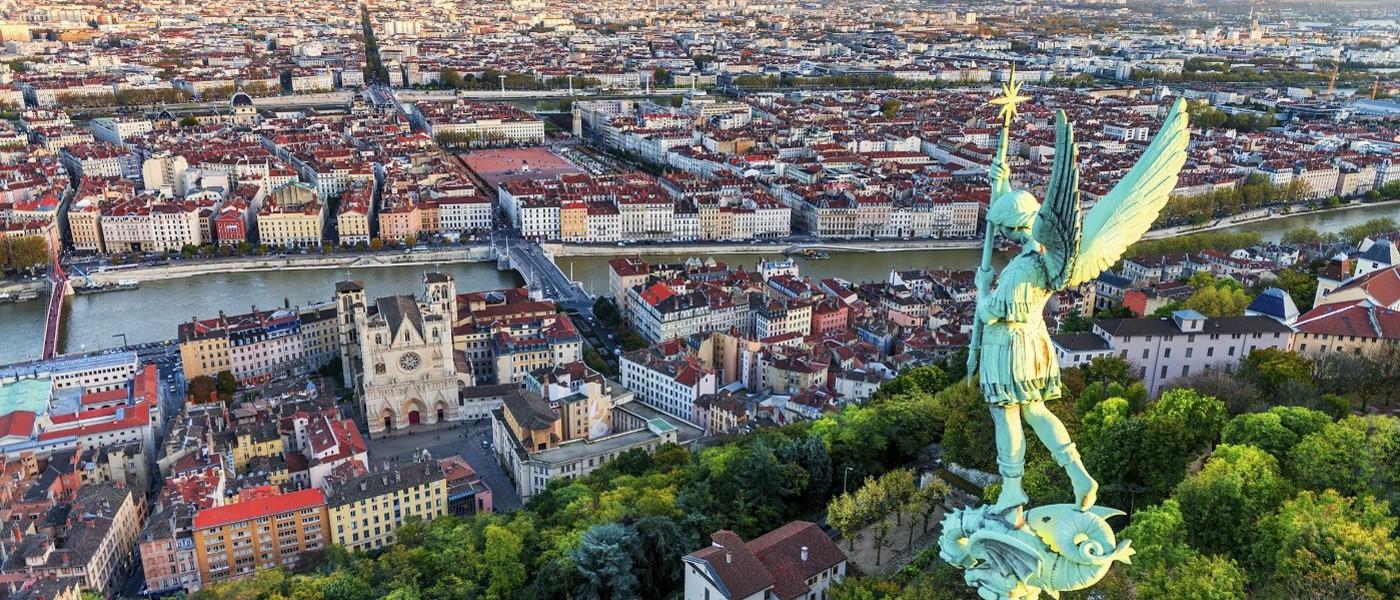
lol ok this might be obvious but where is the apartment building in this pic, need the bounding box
[621,343,717,423]
[177,307,310,384]
[325,460,448,553]
[191,488,329,585]
[1093,310,1293,396]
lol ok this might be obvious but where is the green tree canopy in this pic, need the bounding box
[1287,415,1400,498]
[1253,490,1400,599]
[1173,444,1292,561]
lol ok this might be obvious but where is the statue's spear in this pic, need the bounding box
[967,67,1029,382]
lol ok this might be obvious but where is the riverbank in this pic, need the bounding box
[541,238,983,257]
[1141,199,1400,241]
[0,280,46,304]
[60,199,1400,286]
[81,246,497,285]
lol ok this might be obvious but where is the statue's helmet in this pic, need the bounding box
[987,190,1038,231]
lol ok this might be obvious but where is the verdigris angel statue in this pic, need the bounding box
[940,93,1190,600]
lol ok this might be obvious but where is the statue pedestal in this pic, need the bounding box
[938,504,1134,600]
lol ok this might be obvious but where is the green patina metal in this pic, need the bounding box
[0,377,51,417]
[941,78,1191,599]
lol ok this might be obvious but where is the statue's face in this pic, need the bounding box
[1002,226,1032,244]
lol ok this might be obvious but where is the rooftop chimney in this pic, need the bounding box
[725,551,731,564]
[801,546,808,562]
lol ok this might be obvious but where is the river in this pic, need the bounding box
[0,264,521,364]
[1,202,1397,365]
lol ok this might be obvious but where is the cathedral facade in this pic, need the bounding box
[336,273,475,438]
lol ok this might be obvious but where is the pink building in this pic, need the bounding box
[439,455,493,516]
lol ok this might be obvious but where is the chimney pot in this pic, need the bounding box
[801,546,809,561]
[725,551,731,564]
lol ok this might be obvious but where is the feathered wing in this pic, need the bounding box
[1065,98,1192,287]
[1032,109,1082,290]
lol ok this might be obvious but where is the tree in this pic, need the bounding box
[1078,355,1136,388]
[1135,554,1248,600]
[440,68,466,89]
[1,236,47,273]
[483,524,525,600]
[1151,388,1227,451]
[1164,366,1265,413]
[1281,226,1324,245]
[827,493,861,551]
[1274,269,1318,312]
[1183,284,1250,316]
[938,383,996,472]
[828,577,902,600]
[1120,499,1192,573]
[1076,380,1146,418]
[583,348,613,375]
[1312,350,1379,412]
[912,478,950,544]
[215,370,238,405]
[880,99,901,119]
[1057,309,1093,334]
[1173,444,1291,561]
[571,523,643,600]
[870,515,893,566]
[1287,415,1400,498]
[652,67,669,86]
[1253,490,1400,599]
[369,237,384,251]
[633,516,693,599]
[1239,348,1312,399]
[1220,411,1299,460]
[187,375,217,404]
[1371,342,1400,407]
[880,468,917,527]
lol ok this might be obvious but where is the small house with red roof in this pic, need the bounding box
[683,521,847,600]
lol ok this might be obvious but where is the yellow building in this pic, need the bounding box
[257,183,324,248]
[68,200,104,252]
[225,423,285,472]
[337,207,371,245]
[560,201,587,242]
[177,330,232,382]
[325,460,448,553]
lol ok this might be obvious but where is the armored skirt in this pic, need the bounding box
[977,252,1063,406]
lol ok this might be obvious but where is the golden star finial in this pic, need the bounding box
[989,64,1030,128]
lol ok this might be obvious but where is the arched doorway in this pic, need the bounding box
[402,398,426,428]
[378,407,395,434]
[434,400,448,424]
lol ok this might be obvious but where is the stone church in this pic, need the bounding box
[335,273,475,438]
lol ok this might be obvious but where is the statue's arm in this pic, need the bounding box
[977,295,1005,324]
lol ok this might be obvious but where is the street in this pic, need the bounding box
[364,418,523,512]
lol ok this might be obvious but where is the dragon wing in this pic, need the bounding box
[1065,98,1191,287]
[967,529,1044,582]
[1031,109,1082,291]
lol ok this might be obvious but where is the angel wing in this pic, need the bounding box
[1064,98,1191,287]
[1032,109,1082,290]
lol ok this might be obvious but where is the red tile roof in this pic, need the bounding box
[0,411,35,439]
[1295,300,1400,340]
[193,488,324,530]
